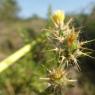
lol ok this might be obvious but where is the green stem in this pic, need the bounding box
[0,41,36,73]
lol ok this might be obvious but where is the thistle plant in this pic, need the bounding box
[40,10,95,95]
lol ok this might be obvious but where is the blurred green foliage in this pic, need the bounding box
[0,0,20,22]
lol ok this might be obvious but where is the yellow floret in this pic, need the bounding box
[52,10,65,28]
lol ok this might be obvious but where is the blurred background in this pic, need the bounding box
[0,0,95,95]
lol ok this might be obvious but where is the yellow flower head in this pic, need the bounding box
[49,68,64,80]
[67,32,78,47]
[52,10,65,28]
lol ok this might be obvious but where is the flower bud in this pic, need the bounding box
[52,10,65,28]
